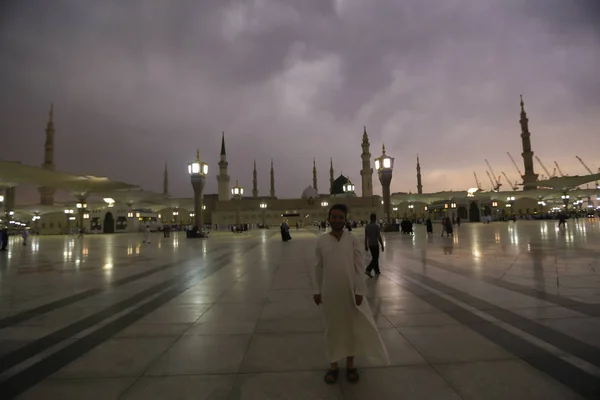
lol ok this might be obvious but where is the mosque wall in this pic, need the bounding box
[211,195,384,226]
[33,208,163,235]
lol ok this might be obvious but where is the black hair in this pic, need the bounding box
[370,213,376,222]
[328,203,348,218]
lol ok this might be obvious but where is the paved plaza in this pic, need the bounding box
[1,220,600,399]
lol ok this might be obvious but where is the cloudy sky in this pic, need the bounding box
[1,0,599,202]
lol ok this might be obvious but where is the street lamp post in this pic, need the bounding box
[76,201,87,232]
[188,149,208,237]
[64,209,74,234]
[32,213,41,234]
[374,144,394,226]
[537,199,546,215]
[260,202,267,226]
[321,201,329,223]
[506,196,515,219]
[561,194,570,211]
[0,194,4,227]
[506,196,515,209]
[231,180,244,227]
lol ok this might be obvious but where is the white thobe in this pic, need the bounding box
[313,231,389,364]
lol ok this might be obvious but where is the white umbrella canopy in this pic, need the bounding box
[0,161,139,195]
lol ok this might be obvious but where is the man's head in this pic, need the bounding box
[370,213,376,222]
[328,204,348,231]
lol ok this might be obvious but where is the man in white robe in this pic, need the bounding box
[143,226,151,244]
[313,203,389,384]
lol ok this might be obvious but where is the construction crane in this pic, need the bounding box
[576,156,594,175]
[501,171,518,190]
[485,170,502,191]
[484,159,502,190]
[534,156,553,178]
[473,172,482,191]
[554,161,566,177]
[576,156,600,188]
[506,152,523,177]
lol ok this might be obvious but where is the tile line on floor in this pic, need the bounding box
[402,252,600,316]
[225,241,284,400]
[0,251,233,376]
[381,268,600,399]
[391,265,600,369]
[0,243,263,399]
[0,248,231,329]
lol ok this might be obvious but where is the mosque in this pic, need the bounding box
[1,97,599,235]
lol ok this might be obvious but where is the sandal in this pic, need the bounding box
[346,368,360,382]
[324,369,339,384]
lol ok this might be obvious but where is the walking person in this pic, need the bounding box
[280,221,290,241]
[22,229,29,246]
[364,213,384,278]
[0,228,8,251]
[425,217,433,234]
[558,213,566,228]
[444,216,453,236]
[313,204,389,384]
[143,225,151,244]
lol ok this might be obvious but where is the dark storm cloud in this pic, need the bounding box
[1,0,599,202]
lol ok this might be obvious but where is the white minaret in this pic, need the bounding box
[329,158,334,194]
[270,159,276,198]
[360,126,373,197]
[217,132,230,201]
[252,160,258,198]
[163,162,169,196]
[313,158,318,192]
[39,103,56,205]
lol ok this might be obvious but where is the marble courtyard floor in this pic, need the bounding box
[1,221,600,399]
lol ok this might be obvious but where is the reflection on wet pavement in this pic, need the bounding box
[1,221,599,399]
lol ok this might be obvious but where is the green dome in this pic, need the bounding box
[331,175,350,195]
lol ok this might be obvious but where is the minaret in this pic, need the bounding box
[163,162,169,196]
[360,126,373,197]
[38,103,56,205]
[416,155,423,194]
[270,159,275,198]
[217,132,231,201]
[313,158,318,192]
[519,95,538,190]
[252,160,258,198]
[329,158,334,194]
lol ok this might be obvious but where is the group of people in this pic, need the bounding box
[424,216,456,236]
[0,229,29,250]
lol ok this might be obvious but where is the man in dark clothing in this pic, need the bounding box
[0,228,8,251]
[364,213,384,277]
